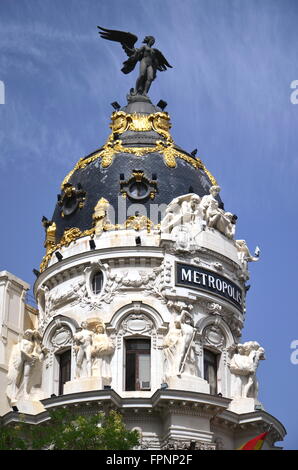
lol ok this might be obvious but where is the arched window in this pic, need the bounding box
[125,338,151,391]
[91,271,103,295]
[203,348,219,395]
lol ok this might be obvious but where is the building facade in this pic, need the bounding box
[0,92,286,450]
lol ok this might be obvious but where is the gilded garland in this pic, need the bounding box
[61,111,217,189]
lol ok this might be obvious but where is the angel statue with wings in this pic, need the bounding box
[98,26,172,96]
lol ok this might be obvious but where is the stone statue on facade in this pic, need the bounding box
[73,321,94,379]
[161,194,202,235]
[160,198,180,234]
[97,27,172,96]
[6,329,45,404]
[163,310,197,380]
[91,321,115,385]
[235,240,260,272]
[200,186,236,239]
[161,188,237,241]
[72,319,115,383]
[160,194,205,253]
[229,341,265,399]
[199,185,221,217]
[180,195,202,227]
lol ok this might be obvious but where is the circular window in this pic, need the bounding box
[91,271,104,295]
[128,181,150,200]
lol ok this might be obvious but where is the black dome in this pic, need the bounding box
[51,95,220,243]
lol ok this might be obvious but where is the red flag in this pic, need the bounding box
[238,432,268,450]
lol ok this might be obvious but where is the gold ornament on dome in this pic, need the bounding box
[129,114,153,131]
[110,111,130,134]
[60,227,82,245]
[110,110,171,135]
[40,226,95,272]
[61,110,217,190]
[93,197,110,236]
[124,215,154,232]
[43,221,56,255]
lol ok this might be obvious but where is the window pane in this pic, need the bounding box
[207,363,217,395]
[125,352,136,391]
[138,354,150,389]
[204,349,217,366]
[129,182,148,199]
[203,349,218,395]
[126,339,150,350]
[125,339,151,391]
[59,349,71,395]
[91,271,103,294]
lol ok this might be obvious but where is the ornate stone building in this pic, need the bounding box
[0,91,286,449]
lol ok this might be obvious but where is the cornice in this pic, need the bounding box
[34,245,164,296]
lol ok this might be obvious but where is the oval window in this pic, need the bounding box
[128,181,149,200]
[91,271,103,295]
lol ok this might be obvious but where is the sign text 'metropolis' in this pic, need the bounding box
[176,262,243,310]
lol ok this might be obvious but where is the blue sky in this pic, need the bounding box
[0,0,297,449]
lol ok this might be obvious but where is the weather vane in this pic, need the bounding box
[97,26,172,96]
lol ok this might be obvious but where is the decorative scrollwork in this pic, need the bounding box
[110,111,171,135]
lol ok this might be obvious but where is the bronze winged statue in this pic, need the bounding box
[97,26,172,96]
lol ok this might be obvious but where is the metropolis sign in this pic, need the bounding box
[175,262,243,311]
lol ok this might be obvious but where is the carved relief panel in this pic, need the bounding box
[116,314,156,349]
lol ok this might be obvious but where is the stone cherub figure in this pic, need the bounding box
[97,26,172,95]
